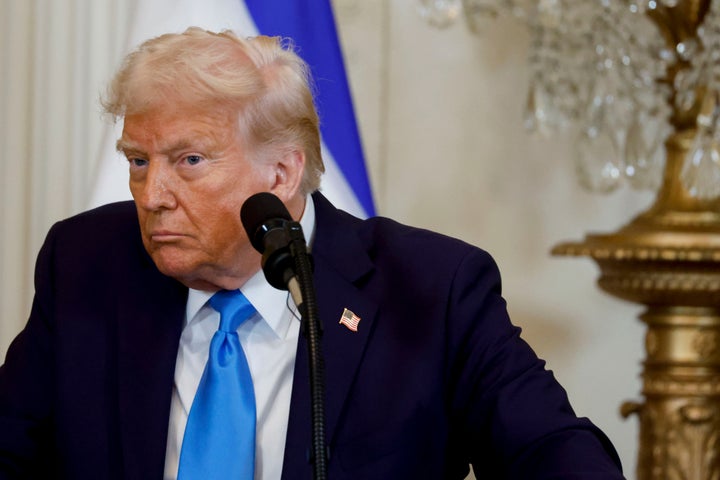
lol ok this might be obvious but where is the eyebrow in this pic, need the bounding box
[115,138,134,153]
[115,138,202,156]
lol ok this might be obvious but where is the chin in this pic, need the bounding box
[152,254,233,291]
[151,252,201,283]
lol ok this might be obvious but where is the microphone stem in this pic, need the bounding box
[288,224,328,480]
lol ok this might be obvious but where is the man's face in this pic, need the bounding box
[119,104,272,291]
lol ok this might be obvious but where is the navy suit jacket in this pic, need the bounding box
[0,193,624,479]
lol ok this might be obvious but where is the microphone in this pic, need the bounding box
[240,192,300,292]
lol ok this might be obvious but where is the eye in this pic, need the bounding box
[184,155,204,166]
[128,157,148,168]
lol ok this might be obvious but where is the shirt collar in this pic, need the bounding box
[185,194,316,338]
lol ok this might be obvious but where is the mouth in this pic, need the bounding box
[149,231,187,242]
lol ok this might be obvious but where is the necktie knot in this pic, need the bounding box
[209,289,256,332]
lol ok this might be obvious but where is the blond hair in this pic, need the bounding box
[103,27,324,193]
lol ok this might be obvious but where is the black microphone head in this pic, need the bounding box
[241,192,292,253]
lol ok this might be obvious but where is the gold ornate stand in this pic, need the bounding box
[552,1,720,478]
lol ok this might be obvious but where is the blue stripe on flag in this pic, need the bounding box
[244,0,375,216]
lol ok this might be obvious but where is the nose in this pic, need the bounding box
[133,161,178,211]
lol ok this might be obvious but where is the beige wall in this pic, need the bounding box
[0,0,653,477]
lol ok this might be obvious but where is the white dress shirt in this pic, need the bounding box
[164,197,315,480]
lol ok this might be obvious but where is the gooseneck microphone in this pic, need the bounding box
[240,192,328,480]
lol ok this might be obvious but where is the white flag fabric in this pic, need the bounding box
[89,0,375,218]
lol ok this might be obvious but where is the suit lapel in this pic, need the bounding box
[116,249,187,478]
[314,260,378,444]
[282,194,378,476]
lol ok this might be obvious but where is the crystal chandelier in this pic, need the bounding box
[418,0,720,199]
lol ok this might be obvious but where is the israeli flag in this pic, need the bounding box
[89,0,375,218]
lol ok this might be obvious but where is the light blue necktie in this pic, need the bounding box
[178,289,257,479]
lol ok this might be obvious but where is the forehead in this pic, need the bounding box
[118,104,243,153]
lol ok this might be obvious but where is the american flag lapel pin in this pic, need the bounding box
[339,308,361,332]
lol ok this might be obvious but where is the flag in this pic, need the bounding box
[339,308,361,332]
[89,0,375,218]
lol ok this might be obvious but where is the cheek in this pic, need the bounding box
[197,205,246,245]
[135,208,149,236]
[221,215,247,245]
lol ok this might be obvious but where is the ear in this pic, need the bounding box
[268,148,305,204]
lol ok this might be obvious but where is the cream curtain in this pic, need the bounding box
[0,0,131,359]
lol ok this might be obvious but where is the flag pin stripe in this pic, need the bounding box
[339,308,361,332]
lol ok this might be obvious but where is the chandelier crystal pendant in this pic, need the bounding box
[418,0,720,200]
[676,2,720,199]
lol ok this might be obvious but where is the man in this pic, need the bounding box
[0,28,624,479]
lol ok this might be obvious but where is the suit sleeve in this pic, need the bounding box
[445,248,625,478]
[0,223,59,478]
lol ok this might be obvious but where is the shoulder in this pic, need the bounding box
[50,201,138,236]
[363,216,477,256]
[46,201,140,250]
[312,192,500,289]
[317,193,491,258]
[365,216,504,295]
[38,201,147,277]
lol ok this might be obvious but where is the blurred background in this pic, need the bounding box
[0,0,657,477]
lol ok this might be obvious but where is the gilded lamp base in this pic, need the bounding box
[553,130,720,479]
